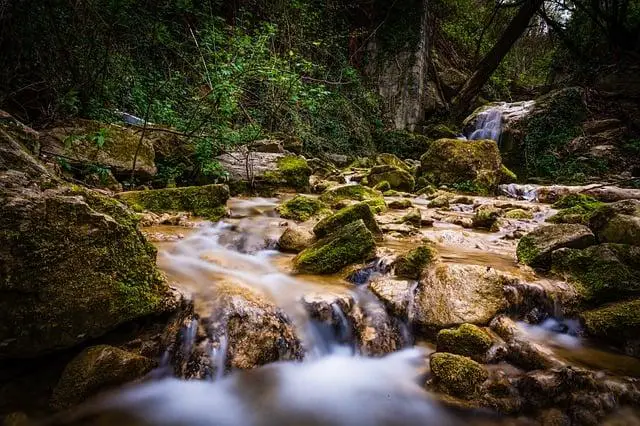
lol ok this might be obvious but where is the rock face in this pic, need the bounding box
[318,184,386,212]
[516,224,596,269]
[552,244,640,303]
[313,202,382,239]
[117,184,230,220]
[366,165,415,192]
[51,345,156,409]
[41,119,157,180]
[0,118,173,359]
[294,220,376,274]
[278,226,315,253]
[429,352,488,399]
[412,263,509,330]
[419,139,503,193]
[589,199,640,246]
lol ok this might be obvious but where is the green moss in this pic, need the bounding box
[277,195,330,222]
[402,207,422,227]
[581,299,640,346]
[375,153,411,172]
[388,199,413,209]
[436,324,492,358]
[472,205,501,229]
[117,184,230,220]
[313,202,382,239]
[499,165,517,183]
[319,184,386,213]
[504,209,533,220]
[373,180,391,192]
[428,193,453,208]
[394,245,437,279]
[589,200,640,246]
[294,220,376,274]
[516,224,596,269]
[552,194,600,209]
[430,352,488,399]
[366,165,415,192]
[547,194,604,226]
[372,129,432,160]
[275,155,312,190]
[551,244,640,304]
[516,234,541,267]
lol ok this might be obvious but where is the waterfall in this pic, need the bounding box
[468,108,503,142]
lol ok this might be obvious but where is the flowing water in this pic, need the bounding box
[468,108,503,142]
[49,195,640,426]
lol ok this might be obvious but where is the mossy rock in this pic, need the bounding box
[430,352,488,399]
[581,299,640,356]
[504,209,533,220]
[51,345,156,409]
[394,245,438,279]
[319,184,386,213]
[516,224,596,270]
[402,208,422,227]
[276,195,330,222]
[294,220,376,274]
[313,202,382,239]
[436,324,493,359]
[547,194,604,225]
[388,199,413,209]
[117,184,229,220]
[428,193,453,208]
[551,244,640,304]
[375,153,411,172]
[366,165,415,192]
[472,205,501,229]
[589,200,640,246]
[419,139,502,193]
[278,226,316,253]
[416,184,437,196]
[263,155,312,191]
[373,180,391,192]
[499,165,518,184]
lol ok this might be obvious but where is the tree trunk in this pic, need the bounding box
[451,0,544,117]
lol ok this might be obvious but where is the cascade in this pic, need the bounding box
[468,108,503,142]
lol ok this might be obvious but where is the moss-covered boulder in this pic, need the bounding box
[41,119,157,180]
[428,193,453,208]
[0,126,173,359]
[402,207,422,227]
[589,199,640,246]
[375,153,411,171]
[373,180,391,192]
[472,205,501,229]
[313,202,382,239]
[51,345,156,409]
[271,155,313,190]
[276,195,330,222]
[117,184,229,220]
[278,226,316,253]
[516,224,596,269]
[394,245,438,279]
[581,299,640,357]
[430,352,488,399]
[294,220,376,274]
[499,165,517,184]
[436,324,493,360]
[551,244,640,303]
[419,139,502,194]
[548,194,604,225]
[319,184,386,213]
[504,209,533,220]
[366,165,415,192]
[388,199,413,209]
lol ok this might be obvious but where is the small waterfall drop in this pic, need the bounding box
[468,108,503,142]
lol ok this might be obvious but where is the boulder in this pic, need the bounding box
[551,244,640,303]
[368,277,415,318]
[429,352,488,399]
[0,125,174,358]
[375,153,411,172]
[436,324,492,361]
[388,199,413,209]
[294,220,376,274]
[589,199,640,246]
[319,184,386,213]
[366,165,415,192]
[218,151,311,191]
[516,224,596,269]
[117,184,230,220]
[276,195,330,222]
[51,345,156,409]
[472,205,501,230]
[394,245,437,280]
[504,209,533,220]
[313,202,382,239]
[401,208,422,227]
[41,119,157,180]
[278,227,316,253]
[419,139,502,193]
[548,194,604,225]
[412,263,510,330]
[373,181,391,192]
[580,299,640,357]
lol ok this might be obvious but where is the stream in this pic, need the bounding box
[53,193,640,426]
